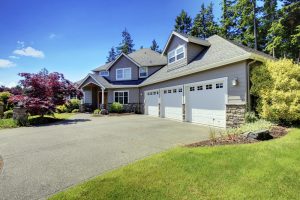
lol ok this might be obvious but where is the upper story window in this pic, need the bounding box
[116,68,131,80]
[139,67,148,78]
[168,45,185,64]
[99,71,109,77]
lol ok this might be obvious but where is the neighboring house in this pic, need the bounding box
[77,31,273,128]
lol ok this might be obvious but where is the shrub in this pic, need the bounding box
[4,110,13,119]
[93,109,101,115]
[0,101,3,106]
[245,111,258,123]
[66,99,80,112]
[251,59,300,123]
[56,105,68,113]
[110,102,123,113]
[72,109,79,113]
[226,119,274,135]
[0,91,11,104]
[0,118,18,129]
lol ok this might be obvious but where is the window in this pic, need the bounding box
[139,67,148,78]
[168,90,172,93]
[178,88,183,93]
[167,45,185,64]
[197,86,203,90]
[114,91,129,104]
[164,90,167,94]
[190,86,195,91]
[216,83,223,89]
[206,84,212,90]
[173,89,177,93]
[99,71,109,77]
[116,68,131,80]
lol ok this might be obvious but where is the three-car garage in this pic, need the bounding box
[144,78,227,128]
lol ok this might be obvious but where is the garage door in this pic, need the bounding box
[161,86,183,121]
[145,90,159,117]
[186,79,227,127]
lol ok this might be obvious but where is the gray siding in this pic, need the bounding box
[108,88,140,104]
[80,76,101,88]
[108,56,139,81]
[148,65,163,77]
[140,61,247,105]
[187,43,204,64]
[166,37,188,70]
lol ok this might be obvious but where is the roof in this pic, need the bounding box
[92,49,167,72]
[141,35,274,86]
[162,31,211,55]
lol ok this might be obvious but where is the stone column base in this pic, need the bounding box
[13,107,28,125]
[226,104,246,128]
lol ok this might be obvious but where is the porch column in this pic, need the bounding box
[101,88,105,109]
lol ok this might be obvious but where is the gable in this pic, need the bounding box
[164,36,187,55]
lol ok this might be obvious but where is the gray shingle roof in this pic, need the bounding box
[141,35,274,86]
[92,49,167,72]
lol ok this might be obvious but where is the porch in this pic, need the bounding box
[81,83,108,111]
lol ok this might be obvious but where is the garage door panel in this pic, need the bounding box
[161,86,183,121]
[186,80,226,128]
[145,90,159,117]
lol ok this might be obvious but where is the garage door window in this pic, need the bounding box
[197,86,203,90]
[114,91,129,104]
[190,87,195,91]
[179,88,183,92]
[173,89,177,93]
[206,84,212,90]
[216,83,223,89]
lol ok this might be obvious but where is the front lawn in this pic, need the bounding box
[50,128,300,200]
[0,113,74,129]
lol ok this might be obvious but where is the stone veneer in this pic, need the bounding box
[226,104,246,128]
[13,107,28,125]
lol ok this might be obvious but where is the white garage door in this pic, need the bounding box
[145,90,159,117]
[161,86,183,121]
[186,79,227,127]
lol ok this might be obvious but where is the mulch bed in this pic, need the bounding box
[186,126,287,148]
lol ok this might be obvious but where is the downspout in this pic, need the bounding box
[247,59,257,111]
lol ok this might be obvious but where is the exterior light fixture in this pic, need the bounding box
[232,78,238,86]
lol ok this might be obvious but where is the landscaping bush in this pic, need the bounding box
[66,99,80,112]
[93,109,101,115]
[225,119,274,135]
[0,118,18,129]
[110,102,123,113]
[251,59,300,124]
[72,109,79,113]
[3,110,13,119]
[56,105,68,113]
[245,111,258,123]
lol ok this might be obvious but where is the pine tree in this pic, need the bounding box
[117,28,135,55]
[106,47,117,63]
[174,10,192,34]
[220,0,236,39]
[150,39,161,53]
[266,1,300,60]
[191,3,218,39]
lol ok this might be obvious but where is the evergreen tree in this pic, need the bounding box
[220,0,236,39]
[174,10,192,34]
[117,28,135,55]
[106,47,117,63]
[150,39,161,53]
[191,3,218,39]
[266,1,300,60]
[232,0,259,49]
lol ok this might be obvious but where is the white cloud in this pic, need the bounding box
[49,33,57,39]
[9,55,19,59]
[7,81,17,88]
[0,59,16,68]
[13,46,45,58]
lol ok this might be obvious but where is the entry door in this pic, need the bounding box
[161,86,183,121]
[186,80,226,127]
[145,90,159,117]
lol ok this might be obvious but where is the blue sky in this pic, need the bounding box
[0,0,222,87]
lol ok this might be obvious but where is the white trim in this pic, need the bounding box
[139,67,148,78]
[113,90,130,104]
[116,68,132,80]
[78,74,106,89]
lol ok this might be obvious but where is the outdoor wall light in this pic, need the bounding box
[232,78,238,86]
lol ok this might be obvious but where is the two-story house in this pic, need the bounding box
[77,31,273,128]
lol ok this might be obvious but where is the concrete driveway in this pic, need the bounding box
[0,114,210,200]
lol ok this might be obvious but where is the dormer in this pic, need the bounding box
[162,31,210,70]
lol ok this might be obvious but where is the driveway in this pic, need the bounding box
[0,114,211,200]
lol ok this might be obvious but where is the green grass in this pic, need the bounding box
[49,128,300,200]
[0,113,74,129]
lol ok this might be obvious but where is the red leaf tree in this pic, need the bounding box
[10,69,82,116]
